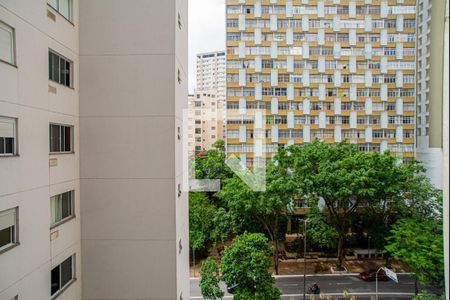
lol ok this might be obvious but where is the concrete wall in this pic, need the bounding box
[442,1,449,298]
[79,0,189,299]
[0,1,81,299]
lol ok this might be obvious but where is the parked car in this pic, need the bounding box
[359,269,389,281]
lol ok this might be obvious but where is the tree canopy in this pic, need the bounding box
[200,233,281,300]
[385,216,444,287]
[275,140,440,269]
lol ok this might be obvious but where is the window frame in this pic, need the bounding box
[0,20,16,66]
[47,0,73,22]
[0,116,18,157]
[0,207,19,254]
[51,254,76,298]
[48,50,73,88]
[49,123,74,154]
[50,190,75,228]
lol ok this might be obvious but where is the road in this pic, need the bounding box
[190,274,417,299]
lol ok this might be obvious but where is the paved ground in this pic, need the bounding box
[190,274,417,300]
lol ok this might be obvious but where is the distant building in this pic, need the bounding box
[226,0,417,168]
[188,91,225,154]
[415,0,445,189]
[196,51,226,102]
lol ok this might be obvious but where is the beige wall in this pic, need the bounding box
[188,91,225,154]
[442,1,449,298]
[0,1,81,299]
[428,0,445,149]
[79,0,188,299]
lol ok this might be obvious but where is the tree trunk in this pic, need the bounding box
[336,232,345,270]
[273,217,280,275]
[274,237,279,275]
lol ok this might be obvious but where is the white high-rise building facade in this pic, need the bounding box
[1,2,81,299]
[0,1,189,300]
[415,0,446,189]
[196,51,226,102]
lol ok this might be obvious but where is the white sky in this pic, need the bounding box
[188,0,226,93]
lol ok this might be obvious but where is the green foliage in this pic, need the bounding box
[220,233,281,300]
[189,193,238,250]
[413,291,445,300]
[189,192,216,250]
[218,162,295,273]
[307,205,339,250]
[385,217,444,287]
[199,257,224,300]
[194,140,233,181]
[210,208,238,245]
[275,140,441,268]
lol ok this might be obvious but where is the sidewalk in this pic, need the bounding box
[190,258,410,277]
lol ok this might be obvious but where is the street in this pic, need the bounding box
[190,274,417,299]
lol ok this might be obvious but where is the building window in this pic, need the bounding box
[50,191,74,227]
[0,21,15,65]
[47,0,72,21]
[0,116,17,156]
[0,207,18,253]
[51,254,75,297]
[49,124,73,153]
[49,50,73,87]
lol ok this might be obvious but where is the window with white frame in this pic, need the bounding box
[0,207,18,253]
[51,254,75,297]
[49,123,73,153]
[50,191,74,226]
[0,21,15,65]
[49,50,73,88]
[0,116,17,156]
[47,0,72,21]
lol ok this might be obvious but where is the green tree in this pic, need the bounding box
[200,257,224,300]
[194,139,233,182]
[218,162,295,274]
[307,204,339,250]
[189,192,216,250]
[210,207,239,246]
[220,233,280,300]
[385,217,444,288]
[275,141,437,269]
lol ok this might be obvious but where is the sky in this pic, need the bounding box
[188,0,226,93]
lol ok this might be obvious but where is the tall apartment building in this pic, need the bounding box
[226,0,417,167]
[1,1,81,299]
[440,1,449,298]
[415,0,446,189]
[196,51,226,101]
[187,91,225,154]
[1,1,189,300]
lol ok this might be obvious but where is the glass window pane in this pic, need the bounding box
[5,137,13,154]
[60,256,73,287]
[0,23,14,64]
[50,124,61,152]
[0,227,12,248]
[53,53,60,83]
[61,193,71,219]
[0,138,4,154]
[51,265,60,295]
[59,0,71,20]
[65,60,71,87]
[64,126,71,151]
[48,51,53,80]
[59,58,66,86]
[48,0,58,10]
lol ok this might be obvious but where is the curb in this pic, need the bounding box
[190,272,414,280]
